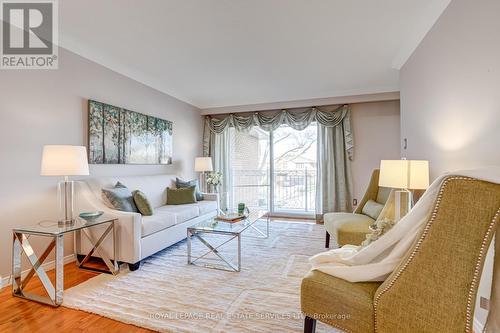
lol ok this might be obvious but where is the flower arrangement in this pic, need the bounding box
[206,172,223,190]
[361,217,396,247]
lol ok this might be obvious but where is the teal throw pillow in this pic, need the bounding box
[102,182,138,212]
[176,177,204,201]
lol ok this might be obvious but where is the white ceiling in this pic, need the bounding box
[59,0,450,109]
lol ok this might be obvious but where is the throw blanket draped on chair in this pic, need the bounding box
[309,167,500,332]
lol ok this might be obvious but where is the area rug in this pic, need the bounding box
[63,220,342,332]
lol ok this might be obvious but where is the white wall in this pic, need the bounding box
[350,101,401,204]
[0,48,202,278]
[400,0,500,328]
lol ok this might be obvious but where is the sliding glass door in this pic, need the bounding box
[272,124,317,216]
[227,127,270,211]
[226,123,317,217]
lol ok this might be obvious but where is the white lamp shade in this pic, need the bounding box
[194,157,213,172]
[41,145,90,176]
[379,160,429,190]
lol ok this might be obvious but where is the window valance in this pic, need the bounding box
[205,105,348,133]
[204,104,353,160]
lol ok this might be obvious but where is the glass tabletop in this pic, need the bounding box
[189,210,268,234]
[14,215,116,236]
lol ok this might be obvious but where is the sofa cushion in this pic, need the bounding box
[141,212,177,237]
[155,205,199,225]
[324,212,374,246]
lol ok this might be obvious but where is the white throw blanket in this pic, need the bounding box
[309,166,500,331]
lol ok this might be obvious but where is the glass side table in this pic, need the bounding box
[12,216,119,307]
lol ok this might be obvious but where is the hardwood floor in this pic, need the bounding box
[0,261,153,333]
[0,218,312,332]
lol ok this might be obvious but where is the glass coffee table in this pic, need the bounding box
[187,210,269,272]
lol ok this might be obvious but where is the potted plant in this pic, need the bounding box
[206,171,223,193]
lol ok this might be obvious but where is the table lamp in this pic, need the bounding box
[195,157,213,192]
[379,159,429,221]
[41,145,90,225]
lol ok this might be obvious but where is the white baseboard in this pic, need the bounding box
[1,254,76,289]
[474,316,484,333]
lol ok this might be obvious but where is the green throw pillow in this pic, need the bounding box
[133,190,154,216]
[362,199,384,220]
[166,186,197,205]
[102,182,138,213]
[176,177,204,201]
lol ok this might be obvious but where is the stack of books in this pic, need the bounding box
[215,213,246,223]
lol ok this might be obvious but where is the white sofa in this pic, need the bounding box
[74,174,218,270]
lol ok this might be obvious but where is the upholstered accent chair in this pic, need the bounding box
[324,169,391,248]
[302,177,500,333]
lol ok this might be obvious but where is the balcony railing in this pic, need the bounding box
[230,169,316,215]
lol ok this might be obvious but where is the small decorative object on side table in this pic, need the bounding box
[12,215,119,307]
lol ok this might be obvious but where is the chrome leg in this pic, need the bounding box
[21,237,55,290]
[187,228,192,264]
[248,217,270,238]
[237,233,241,272]
[12,233,22,296]
[267,215,270,237]
[78,221,119,275]
[12,232,61,307]
[189,232,239,272]
[112,220,118,272]
[55,235,64,305]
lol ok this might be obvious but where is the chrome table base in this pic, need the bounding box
[12,233,64,306]
[12,219,118,307]
[187,217,269,272]
[75,223,119,275]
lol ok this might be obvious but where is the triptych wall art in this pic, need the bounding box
[88,100,173,164]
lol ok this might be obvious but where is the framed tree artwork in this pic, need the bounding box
[88,100,173,164]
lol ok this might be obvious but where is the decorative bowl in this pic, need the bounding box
[79,211,104,221]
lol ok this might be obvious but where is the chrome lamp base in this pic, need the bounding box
[57,177,75,226]
[395,189,413,222]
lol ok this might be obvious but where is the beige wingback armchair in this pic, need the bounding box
[302,176,500,333]
[324,169,391,248]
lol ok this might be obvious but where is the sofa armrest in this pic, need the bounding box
[106,210,142,263]
[74,181,142,264]
[202,192,219,201]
